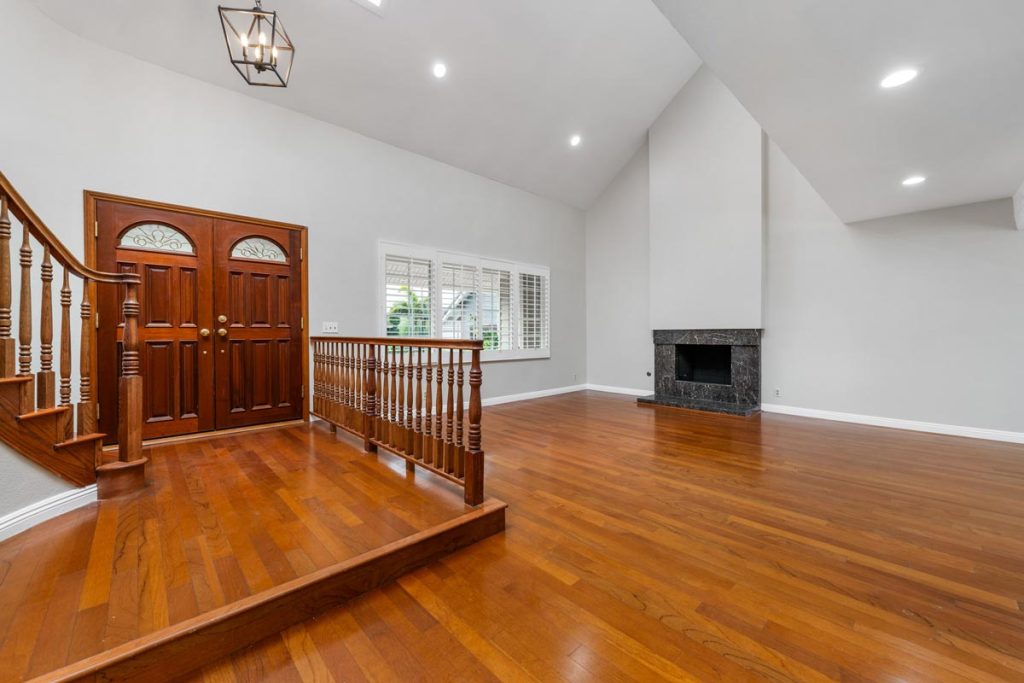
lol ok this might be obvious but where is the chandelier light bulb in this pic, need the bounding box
[239,32,248,47]
[259,32,267,46]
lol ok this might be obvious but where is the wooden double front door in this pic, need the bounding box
[95,199,305,442]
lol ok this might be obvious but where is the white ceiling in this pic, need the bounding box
[653,0,1024,223]
[31,0,700,209]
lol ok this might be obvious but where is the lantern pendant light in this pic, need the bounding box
[218,0,295,87]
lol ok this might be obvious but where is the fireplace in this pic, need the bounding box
[638,329,761,415]
[675,344,732,385]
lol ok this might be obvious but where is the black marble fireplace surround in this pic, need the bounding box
[638,329,761,416]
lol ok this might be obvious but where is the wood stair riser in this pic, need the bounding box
[0,372,96,486]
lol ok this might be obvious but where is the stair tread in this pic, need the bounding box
[0,375,33,385]
[17,405,71,421]
[55,432,106,450]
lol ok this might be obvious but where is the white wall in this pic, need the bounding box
[648,66,763,330]
[763,142,1024,433]
[586,68,1024,435]
[0,0,586,518]
[585,143,653,391]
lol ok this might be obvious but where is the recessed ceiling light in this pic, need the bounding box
[569,134,582,148]
[432,62,447,79]
[880,68,918,89]
[902,175,926,186]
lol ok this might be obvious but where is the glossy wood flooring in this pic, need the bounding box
[0,423,472,681]
[186,391,1024,682]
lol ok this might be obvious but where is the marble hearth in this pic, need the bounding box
[638,329,761,416]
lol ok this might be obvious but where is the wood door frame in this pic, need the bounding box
[83,190,310,431]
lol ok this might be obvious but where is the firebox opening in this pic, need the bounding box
[675,344,732,385]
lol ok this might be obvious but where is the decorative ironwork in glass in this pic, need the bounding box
[118,224,194,254]
[231,237,287,262]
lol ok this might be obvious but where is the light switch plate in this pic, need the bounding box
[321,321,339,334]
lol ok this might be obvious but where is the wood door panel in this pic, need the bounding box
[214,221,302,428]
[143,340,175,424]
[143,265,174,327]
[277,339,293,409]
[96,201,215,441]
[179,268,198,327]
[250,340,273,409]
[249,273,272,327]
[180,341,200,420]
[276,276,291,327]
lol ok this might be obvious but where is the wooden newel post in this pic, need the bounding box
[464,347,484,506]
[117,280,143,464]
[364,344,377,452]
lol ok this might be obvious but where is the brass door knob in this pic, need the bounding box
[217,328,228,337]
[199,328,211,338]
[217,314,228,324]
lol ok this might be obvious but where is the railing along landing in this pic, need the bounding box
[311,337,485,506]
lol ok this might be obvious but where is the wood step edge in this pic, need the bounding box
[29,498,508,683]
[54,432,106,450]
[17,405,71,422]
[0,375,33,385]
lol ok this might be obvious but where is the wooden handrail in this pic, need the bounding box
[0,172,139,285]
[309,335,483,350]
[311,336,486,505]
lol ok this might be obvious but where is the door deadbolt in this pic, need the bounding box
[217,314,228,324]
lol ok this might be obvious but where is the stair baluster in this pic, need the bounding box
[59,269,72,440]
[78,286,95,436]
[18,221,33,413]
[38,245,54,409]
[0,195,13,376]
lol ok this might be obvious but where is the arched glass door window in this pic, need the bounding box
[230,236,288,263]
[118,223,195,255]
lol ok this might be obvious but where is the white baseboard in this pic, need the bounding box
[482,384,586,407]
[761,403,1024,445]
[584,383,653,397]
[0,485,98,542]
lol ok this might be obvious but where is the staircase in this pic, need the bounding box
[0,172,145,498]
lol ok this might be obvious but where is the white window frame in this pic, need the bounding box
[378,240,551,362]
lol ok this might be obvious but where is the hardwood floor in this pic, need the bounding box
[0,422,481,681]
[184,391,1024,682]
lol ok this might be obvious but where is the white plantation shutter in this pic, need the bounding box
[518,271,549,350]
[479,266,512,351]
[441,261,480,340]
[384,254,434,337]
[379,242,549,358]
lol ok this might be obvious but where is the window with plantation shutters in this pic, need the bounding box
[441,261,479,340]
[384,254,433,337]
[479,266,512,351]
[518,272,549,350]
[379,241,549,360]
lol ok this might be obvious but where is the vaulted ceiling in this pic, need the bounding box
[30,0,700,209]
[653,0,1024,223]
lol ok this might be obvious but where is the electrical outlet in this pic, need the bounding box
[321,321,339,334]
[774,387,781,398]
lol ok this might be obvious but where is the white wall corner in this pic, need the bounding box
[0,485,97,542]
[1014,182,1024,230]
